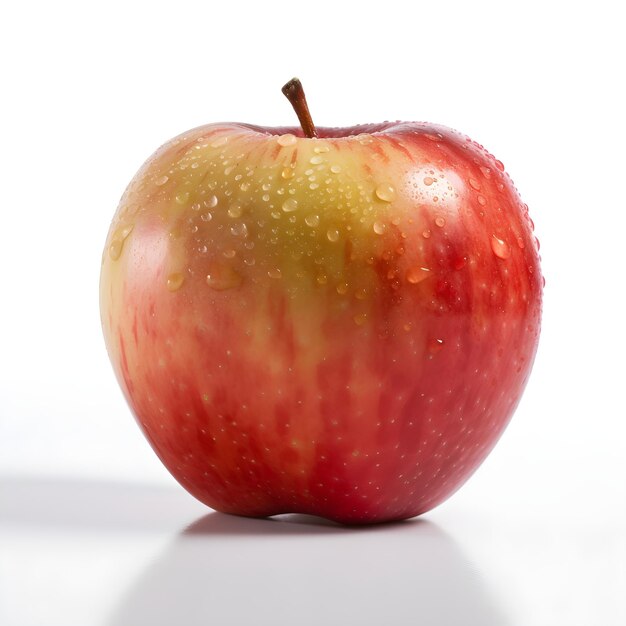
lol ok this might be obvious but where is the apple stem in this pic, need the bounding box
[281,78,318,139]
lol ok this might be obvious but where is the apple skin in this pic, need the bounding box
[100,121,542,524]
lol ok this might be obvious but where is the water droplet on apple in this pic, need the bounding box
[314,144,330,153]
[327,227,340,242]
[435,216,446,228]
[423,176,435,186]
[353,312,368,326]
[491,235,511,259]
[429,338,445,354]
[453,256,467,270]
[517,237,525,248]
[108,224,134,260]
[373,221,386,235]
[422,229,432,239]
[240,181,250,192]
[223,249,236,258]
[281,167,295,180]
[167,272,185,292]
[310,155,324,165]
[316,273,328,285]
[205,195,218,208]
[201,212,213,222]
[230,222,248,237]
[155,175,169,186]
[305,214,320,227]
[108,240,123,260]
[210,136,228,148]
[480,166,492,179]
[277,134,297,147]
[494,159,505,171]
[375,183,396,202]
[336,282,348,295]
[262,194,270,202]
[175,191,189,205]
[282,198,298,213]
[206,265,242,290]
[406,266,431,284]
[468,178,481,191]
[330,165,341,174]
[477,195,487,206]
[268,268,282,279]
[228,203,243,218]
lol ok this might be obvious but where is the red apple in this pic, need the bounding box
[100,79,542,524]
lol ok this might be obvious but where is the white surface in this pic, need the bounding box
[1,1,624,625]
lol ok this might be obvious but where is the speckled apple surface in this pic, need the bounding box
[100,122,542,523]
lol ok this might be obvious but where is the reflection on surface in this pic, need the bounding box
[108,512,509,626]
[0,475,204,532]
[1,476,509,626]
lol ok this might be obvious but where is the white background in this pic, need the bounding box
[1,1,624,624]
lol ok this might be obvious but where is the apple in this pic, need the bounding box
[100,79,542,524]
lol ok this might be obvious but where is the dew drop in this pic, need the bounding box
[477,195,487,206]
[330,165,341,174]
[353,312,368,326]
[316,273,328,285]
[309,183,319,190]
[491,235,511,259]
[108,224,134,260]
[429,338,445,354]
[375,183,396,202]
[175,191,189,205]
[281,167,295,180]
[305,214,320,227]
[201,212,213,222]
[108,240,123,260]
[423,176,435,186]
[517,236,525,249]
[228,203,243,218]
[230,222,248,237]
[327,227,340,242]
[336,282,348,295]
[282,198,298,213]
[166,272,185,292]
[314,144,330,154]
[453,256,467,270]
[206,265,242,290]
[262,194,270,202]
[268,268,282,279]
[277,134,297,147]
[468,178,481,191]
[494,159,505,171]
[406,266,431,284]
[240,181,250,192]
[155,175,169,186]
[223,249,236,258]
[422,229,432,239]
[480,166,492,179]
[373,221,386,235]
[310,155,324,165]
[205,195,218,208]
[435,216,446,228]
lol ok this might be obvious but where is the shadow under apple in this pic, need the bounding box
[107,511,510,626]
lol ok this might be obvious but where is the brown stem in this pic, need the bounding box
[281,78,318,139]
